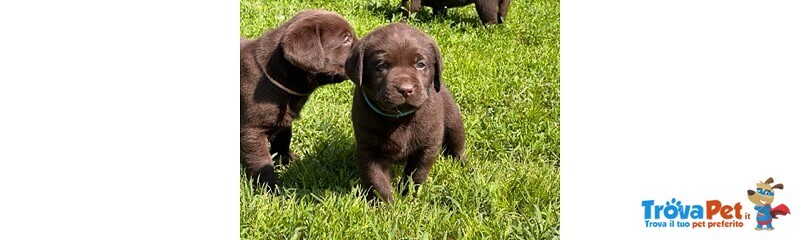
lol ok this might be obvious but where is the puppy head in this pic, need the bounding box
[281,10,356,84]
[747,177,784,206]
[346,23,442,114]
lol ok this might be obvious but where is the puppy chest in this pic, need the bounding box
[378,134,411,158]
[374,128,436,161]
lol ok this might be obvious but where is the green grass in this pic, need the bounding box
[240,0,560,239]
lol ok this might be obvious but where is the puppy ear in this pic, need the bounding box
[431,43,443,92]
[282,21,325,72]
[345,42,364,86]
[772,183,784,190]
[765,177,775,184]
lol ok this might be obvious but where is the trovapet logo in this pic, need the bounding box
[641,177,792,230]
[641,198,746,229]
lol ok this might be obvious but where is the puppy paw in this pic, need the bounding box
[273,152,298,165]
[252,168,278,194]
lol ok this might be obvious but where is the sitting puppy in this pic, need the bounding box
[240,10,356,189]
[400,0,511,25]
[345,23,466,203]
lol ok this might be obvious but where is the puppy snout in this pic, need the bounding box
[396,84,415,97]
[747,190,755,196]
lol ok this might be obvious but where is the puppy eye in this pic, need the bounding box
[415,61,426,69]
[376,62,389,70]
[342,35,352,45]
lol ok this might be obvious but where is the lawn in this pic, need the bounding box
[240,0,560,239]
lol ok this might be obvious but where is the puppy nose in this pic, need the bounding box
[747,190,755,196]
[396,84,414,97]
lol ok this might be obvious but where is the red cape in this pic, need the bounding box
[771,204,791,219]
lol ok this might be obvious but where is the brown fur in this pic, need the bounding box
[346,23,466,203]
[400,0,512,25]
[240,37,252,49]
[240,10,356,190]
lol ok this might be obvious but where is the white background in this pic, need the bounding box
[562,0,800,239]
[0,1,239,239]
[1,0,798,239]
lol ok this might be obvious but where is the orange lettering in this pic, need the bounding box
[706,200,721,219]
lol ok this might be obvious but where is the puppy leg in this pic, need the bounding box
[433,6,447,16]
[358,157,393,203]
[475,0,499,25]
[400,0,410,17]
[443,122,466,161]
[400,147,438,195]
[442,91,467,161]
[498,0,511,23]
[269,126,297,165]
[399,152,421,195]
[241,127,277,190]
[401,0,423,18]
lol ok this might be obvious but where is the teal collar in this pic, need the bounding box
[361,87,430,118]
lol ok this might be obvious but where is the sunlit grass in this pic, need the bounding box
[241,0,560,238]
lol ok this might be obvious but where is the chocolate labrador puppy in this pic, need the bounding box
[345,23,466,203]
[240,10,356,189]
[400,0,511,25]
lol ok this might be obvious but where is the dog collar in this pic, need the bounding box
[266,74,312,96]
[258,65,312,97]
[361,87,430,118]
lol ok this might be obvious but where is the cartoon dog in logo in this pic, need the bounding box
[747,177,791,231]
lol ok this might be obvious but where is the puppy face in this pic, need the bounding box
[346,23,442,114]
[282,10,356,84]
[747,177,784,206]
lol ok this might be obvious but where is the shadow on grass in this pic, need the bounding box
[242,121,439,204]
[251,122,363,201]
[364,0,482,29]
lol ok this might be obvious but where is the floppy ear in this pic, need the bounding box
[282,21,325,72]
[431,43,443,92]
[345,42,364,86]
[765,177,775,184]
[772,183,784,190]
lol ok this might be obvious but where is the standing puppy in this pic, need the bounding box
[346,23,466,203]
[401,0,512,25]
[240,10,356,189]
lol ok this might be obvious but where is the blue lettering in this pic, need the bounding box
[642,200,655,219]
[690,205,703,219]
[643,199,705,220]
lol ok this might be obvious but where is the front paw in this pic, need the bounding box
[400,9,410,18]
[273,152,298,165]
[252,165,277,192]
